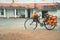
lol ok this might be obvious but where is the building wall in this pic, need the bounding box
[32,9,60,18]
[48,11,57,16]
[17,8,34,18]
[38,11,42,18]
[0,8,60,18]
[48,9,60,18]
[56,9,60,18]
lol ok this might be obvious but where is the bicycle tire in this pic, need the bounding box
[24,19,38,30]
[44,24,56,30]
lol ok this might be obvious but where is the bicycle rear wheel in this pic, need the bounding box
[24,19,38,30]
[44,24,56,30]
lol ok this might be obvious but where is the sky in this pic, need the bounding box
[54,0,60,3]
[0,0,60,3]
[16,0,60,3]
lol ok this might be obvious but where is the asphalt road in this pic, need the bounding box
[0,19,60,31]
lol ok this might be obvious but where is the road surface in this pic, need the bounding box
[0,19,60,40]
[0,19,60,31]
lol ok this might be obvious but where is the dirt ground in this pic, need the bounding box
[0,30,60,40]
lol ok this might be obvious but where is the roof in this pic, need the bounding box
[36,3,57,8]
[0,3,58,8]
[0,3,34,8]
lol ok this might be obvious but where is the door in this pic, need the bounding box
[27,9,30,18]
[6,9,14,17]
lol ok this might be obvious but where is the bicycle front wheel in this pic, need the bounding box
[24,19,38,30]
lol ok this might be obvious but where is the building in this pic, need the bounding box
[0,0,60,18]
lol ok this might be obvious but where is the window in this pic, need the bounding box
[1,9,4,15]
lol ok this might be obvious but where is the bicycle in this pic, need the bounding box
[24,17,56,30]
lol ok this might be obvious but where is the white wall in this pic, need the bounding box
[56,9,60,18]
[30,9,33,18]
[54,0,60,3]
[48,11,57,16]
[38,11,42,18]
[48,10,60,18]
